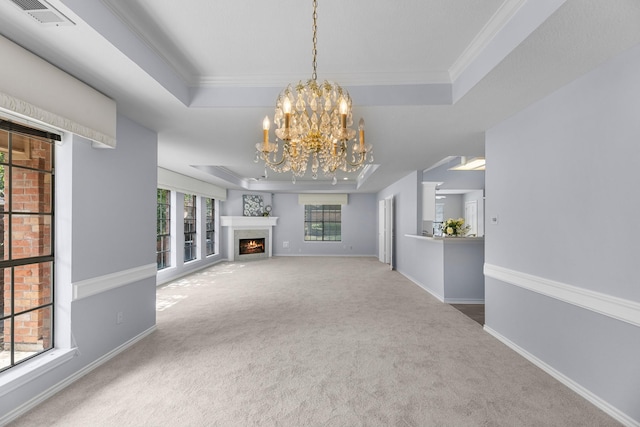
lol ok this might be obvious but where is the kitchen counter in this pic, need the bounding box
[405,235,484,243]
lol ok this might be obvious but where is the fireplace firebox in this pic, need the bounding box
[239,238,266,255]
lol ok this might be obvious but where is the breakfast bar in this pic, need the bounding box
[404,235,485,303]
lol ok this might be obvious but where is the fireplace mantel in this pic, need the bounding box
[221,216,278,261]
[220,216,278,228]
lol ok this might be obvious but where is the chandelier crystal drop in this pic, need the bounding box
[254,0,373,183]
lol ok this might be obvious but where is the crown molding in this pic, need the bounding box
[449,0,527,81]
[195,70,452,88]
[101,0,196,85]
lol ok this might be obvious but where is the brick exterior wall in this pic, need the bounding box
[2,135,53,352]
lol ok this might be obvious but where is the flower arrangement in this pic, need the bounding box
[441,218,470,237]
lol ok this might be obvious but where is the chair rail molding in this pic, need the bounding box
[484,263,640,328]
[72,263,157,300]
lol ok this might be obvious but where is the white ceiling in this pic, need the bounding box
[1,0,640,193]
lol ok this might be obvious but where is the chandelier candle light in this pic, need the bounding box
[255,0,373,184]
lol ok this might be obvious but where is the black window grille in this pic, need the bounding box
[156,189,171,270]
[205,198,215,256]
[304,205,341,241]
[0,121,55,373]
[183,194,197,262]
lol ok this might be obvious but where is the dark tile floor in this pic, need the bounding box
[451,304,485,325]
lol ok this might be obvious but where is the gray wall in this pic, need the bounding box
[1,115,158,418]
[219,190,376,257]
[440,194,463,222]
[71,118,156,279]
[221,190,274,217]
[442,240,484,302]
[485,42,640,423]
[271,193,377,257]
[377,171,424,280]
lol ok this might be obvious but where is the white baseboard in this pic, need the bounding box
[484,325,638,427]
[0,326,156,426]
[399,272,484,305]
[399,271,445,302]
[444,298,484,304]
[273,254,377,258]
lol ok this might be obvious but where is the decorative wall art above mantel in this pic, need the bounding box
[243,195,264,216]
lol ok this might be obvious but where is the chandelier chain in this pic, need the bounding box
[312,0,318,81]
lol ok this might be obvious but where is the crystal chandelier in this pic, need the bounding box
[255,0,373,184]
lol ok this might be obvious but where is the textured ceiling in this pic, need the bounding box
[1,0,640,193]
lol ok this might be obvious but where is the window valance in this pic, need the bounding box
[298,193,348,205]
[158,167,227,201]
[0,35,116,148]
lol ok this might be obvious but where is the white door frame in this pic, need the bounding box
[378,196,394,268]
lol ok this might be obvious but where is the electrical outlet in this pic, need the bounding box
[283,241,289,248]
[490,215,499,225]
[116,311,123,325]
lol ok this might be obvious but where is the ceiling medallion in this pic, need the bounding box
[255,0,373,185]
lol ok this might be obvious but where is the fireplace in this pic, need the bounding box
[221,216,278,261]
[239,238,265,255]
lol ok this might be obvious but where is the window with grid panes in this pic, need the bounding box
[0,119,57,372]
[304,205,341,241]
[156,189,171,270]
[183,194,197,262]
[205,197,215,256]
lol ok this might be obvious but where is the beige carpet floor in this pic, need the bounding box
[9,257,618,426]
